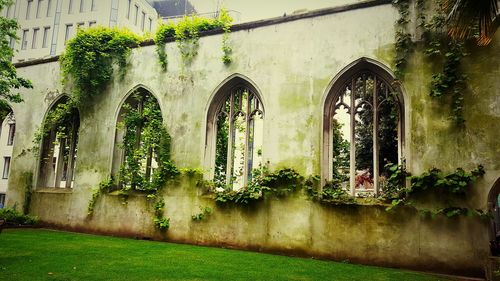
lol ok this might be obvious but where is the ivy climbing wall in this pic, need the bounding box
[4,0,500,277]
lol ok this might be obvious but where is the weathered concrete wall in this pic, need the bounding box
[5,1,500,277]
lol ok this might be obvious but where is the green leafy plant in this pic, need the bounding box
[154,9,233,70]
[87,177,114,217]
[409,165,484,195]
[392,0,413,78]
[381,162,409,200]
[60,27,140,105]
[0,208,38,225]
[150,196,170,231]
[191,206,213,221]
[0,0,33,118]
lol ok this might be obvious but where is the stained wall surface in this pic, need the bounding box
[5,1,500,276]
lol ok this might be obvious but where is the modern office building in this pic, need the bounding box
[2,0,159,62]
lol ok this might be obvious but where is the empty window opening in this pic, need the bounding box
[210,84,264,190]
[323,60,404,197]
[37,97,80,189]
[112,89,169,191]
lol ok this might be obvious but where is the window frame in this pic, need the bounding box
[205,76,265,189]
[42,26,50,48]
[32,27,39,49]
[2,157,11,179]
[36,96,80,189]
[321,58,405,196]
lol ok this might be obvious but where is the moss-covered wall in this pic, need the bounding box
[5,2,500,277]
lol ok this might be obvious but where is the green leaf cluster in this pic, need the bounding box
[154,8,233,70]
[60,27,140,105]
[0,0,33,119]
[87,177,113,217]
[0,207,38,225]
[191,206,213,221]
[409,165,484,195]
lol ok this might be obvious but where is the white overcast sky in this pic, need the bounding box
[156,0,364,22]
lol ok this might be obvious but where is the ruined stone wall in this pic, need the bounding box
[5,1,500,276]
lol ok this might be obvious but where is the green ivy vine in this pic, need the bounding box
[384,164,487,218]
[392,0,412,78]
[60,27,140,106]
[392,0,477,125]
[35,28,141,152]
[154,9,233,70]
[86,93,178,231]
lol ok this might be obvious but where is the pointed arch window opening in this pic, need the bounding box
[114,91,161,191]
[38,98,80,189]
[330,71,402,196]
[214,85,264,191]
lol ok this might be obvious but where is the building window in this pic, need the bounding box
[2,157,11,179]
[141,11,145,31]
[76,22,84,30]
[134,4,138,25]
[91,0,95,11]
[32,28,39,48]
[26,0,33,19]
[148,17,152,31]
[126,0,131,19]
[9,37,15,49]
[46,0,52,16]
[7,123,15,146]
[36,0,43,18]
[21,30,29,49]
[5,4,12,18]
[322,59,404,196]
[112,88,166,190]
[88,20,96,27]
[42,26,50,48]
[206,78,264,190]
[0,193,5,207]
[37,97,80,188]
[79,0,84,12]
[64,24,73,43]
[68,0,73,13]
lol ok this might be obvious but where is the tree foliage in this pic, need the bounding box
[0,0,33,119]
[444,0,499,46]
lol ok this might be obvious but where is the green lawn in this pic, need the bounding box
[0,229,448,281]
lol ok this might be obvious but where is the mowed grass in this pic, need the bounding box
[0,229,448,281]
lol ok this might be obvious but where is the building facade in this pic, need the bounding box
[3,0,500,278]
[2,0,158,62]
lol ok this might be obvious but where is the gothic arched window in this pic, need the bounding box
[323,59,404,196]
[206,77,264,190]
[38,96,80,189]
